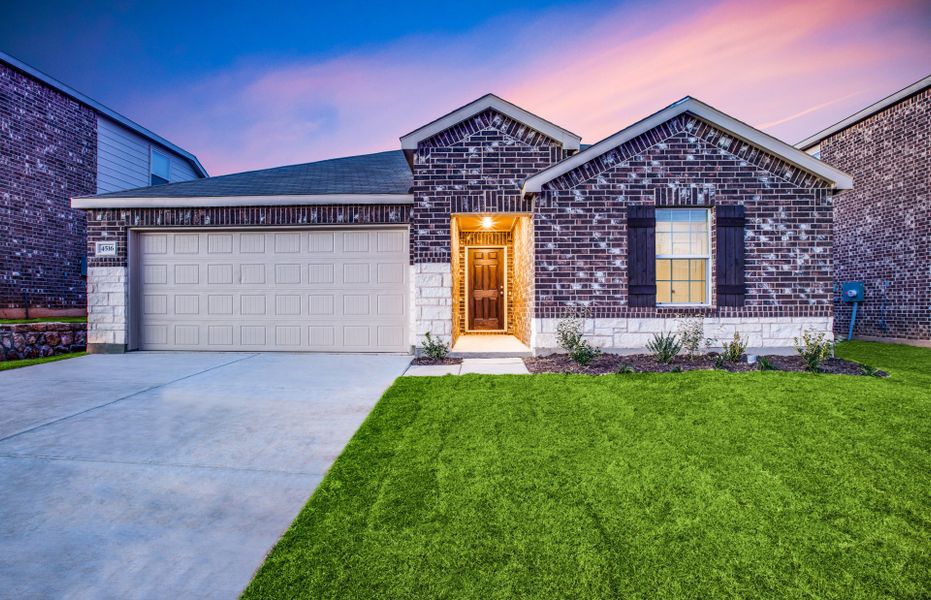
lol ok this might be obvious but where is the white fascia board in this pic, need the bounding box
[71,194,414,209]
[522,97,854,194]
[796,74,931,149]
[400,93,581,151]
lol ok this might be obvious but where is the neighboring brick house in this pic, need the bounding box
[798,75,930,345]
[0,51,207,319]
[73,93,852,355]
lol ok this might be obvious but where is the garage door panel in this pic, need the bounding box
[139,229,408,352]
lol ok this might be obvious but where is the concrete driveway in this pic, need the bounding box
[0,352,409,599]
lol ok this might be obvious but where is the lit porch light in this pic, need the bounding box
[481,215,493,229]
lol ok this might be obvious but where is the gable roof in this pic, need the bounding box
[72,150,412,208]
[1,50,208,178]
[522,97,854,194]
[796,74,931,150]
[400,93,582,151]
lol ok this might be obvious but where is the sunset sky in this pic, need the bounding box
[4,0,930,175]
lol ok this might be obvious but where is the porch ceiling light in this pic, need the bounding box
[481,216,493,229]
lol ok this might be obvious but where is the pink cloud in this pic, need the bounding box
[131,0,931,175]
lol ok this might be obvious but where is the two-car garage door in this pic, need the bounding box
[137,228,409,352]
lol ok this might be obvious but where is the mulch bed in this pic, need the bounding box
[411,356,463,366]
[523,352,887,376]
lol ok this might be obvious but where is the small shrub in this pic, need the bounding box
[670,366,682,373]
[677,315,711,359]
[858,364,880,377]
[794,330,832,372]
[720,332,748,362]
[756,356,775,371]
[569,339,601,366]
[616,363,635,374]
[555,309,586,353]
[647,332,681,364]
[713,354,725,370]
[421,332,449,360]
[555,308,601,366]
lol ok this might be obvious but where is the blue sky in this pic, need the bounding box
[4,0,929,175]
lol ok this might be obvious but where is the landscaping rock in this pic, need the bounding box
[0,321,86,361]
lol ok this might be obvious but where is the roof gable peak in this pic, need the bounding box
[400,93,581,151]
[522,97,853,194]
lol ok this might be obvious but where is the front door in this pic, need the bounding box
[468,247,504,330]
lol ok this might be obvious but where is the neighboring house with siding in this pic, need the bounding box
[798,75,930,346]
[73,93,852,355]
[0,51,206,319]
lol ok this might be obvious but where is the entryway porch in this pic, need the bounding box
[450,213,533,356]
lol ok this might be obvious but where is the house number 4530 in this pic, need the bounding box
[95,241,117,256]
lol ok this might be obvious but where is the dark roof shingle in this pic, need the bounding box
[88,150,412,198]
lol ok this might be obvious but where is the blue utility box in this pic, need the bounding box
[842,281,864,303]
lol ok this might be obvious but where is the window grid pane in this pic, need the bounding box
[654,209,709,304]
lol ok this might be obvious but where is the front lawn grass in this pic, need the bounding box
[0,352,86,371]
[243,342,931,599]
[0,316,86,324]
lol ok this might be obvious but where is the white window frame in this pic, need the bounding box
[150,148,171,185]
[655,208,712,306]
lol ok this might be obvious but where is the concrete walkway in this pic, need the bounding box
[404,357,530,376]
[0,352,410,600]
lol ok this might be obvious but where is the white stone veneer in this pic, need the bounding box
[86,266,128,347]
[413,263,453,346]
[532,316,834,354]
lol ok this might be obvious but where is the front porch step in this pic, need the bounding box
[448,350,532,359]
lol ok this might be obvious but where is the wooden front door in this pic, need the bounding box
[468,247,505,330]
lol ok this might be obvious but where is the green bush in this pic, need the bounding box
[556,309,601,366]
[858,364,880,377]
[646,332,681,364]
[720,332,748,362]
[421,332,449,360]
[676,315,711,359]
[756,356,775,371]
[569,339,601,366]
[616,363,636,374]
[794,331,832,372]
[555,310,585,353]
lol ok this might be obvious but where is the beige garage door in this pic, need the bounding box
[137,228,409,352]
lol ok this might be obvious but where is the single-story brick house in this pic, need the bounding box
[73,94,852,355]
[797,74,930,346]
[0,51,207,319]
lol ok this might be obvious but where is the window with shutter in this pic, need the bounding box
[655,208,711,305]
[627,206,656,307]
[715,205,747,306]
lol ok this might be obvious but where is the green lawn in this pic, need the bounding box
[0,352,86,371]
[243,342,931,599]
[0,316,86,324]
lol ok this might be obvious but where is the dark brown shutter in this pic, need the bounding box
[716,205,746,306]
[627,206,656,307]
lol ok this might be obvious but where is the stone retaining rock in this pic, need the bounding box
[0,322,86,361]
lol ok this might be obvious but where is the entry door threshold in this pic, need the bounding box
[450,334,531,358]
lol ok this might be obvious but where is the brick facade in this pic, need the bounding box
[818,86,930,342]
[534,113,835,321]
[411,109,567,264]
[85,204,411,268]
[0,62,96,314]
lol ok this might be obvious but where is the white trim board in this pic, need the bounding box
[796,74,931,149]
[400,93,581,151]
[522,97,854,194]
[71,194,414,209]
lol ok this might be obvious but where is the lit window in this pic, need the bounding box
[151,149,171,185]
[655,208,710,304]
